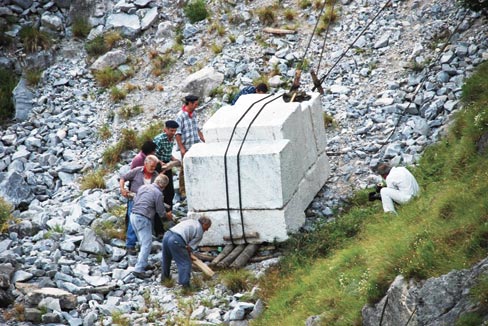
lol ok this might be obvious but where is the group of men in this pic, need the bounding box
[119,94,211,288]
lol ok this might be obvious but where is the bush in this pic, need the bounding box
[151,53,175,77]
[0,68,19,122]
[85,35,107,57]
[110,86,127,102]
[79,169,107,190]
[19,26,51,53]
[24,68,42,86]
[219,270,255,293]
[98,123,112,140]
[0,197,13,233]
[184,0,209,23]
[256,7,276,26]
[72,17,91,38]
[118,105,142,120]
[94,67,124,87]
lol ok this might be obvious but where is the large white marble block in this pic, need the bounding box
[184,92,330,245]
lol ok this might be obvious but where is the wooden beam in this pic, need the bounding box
[210,244,235,266]
[217,244,246,268]
[229,244,259,268]
[263,27,296,35]
[191,254,215,277]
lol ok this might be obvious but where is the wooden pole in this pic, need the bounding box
[229,244,259,268]
[191,254,215,277]
[217,244,246,268]
[223,231,259,242]
[210,244,235,266]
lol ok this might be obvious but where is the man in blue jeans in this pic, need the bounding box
[120,155,159,255]
[161,216,212,287]
[130,174,171,279]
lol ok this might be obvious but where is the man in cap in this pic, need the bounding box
[161,216,212,287]
[130,174,171,278]
[153,120,180,212]
[175,95,205,198]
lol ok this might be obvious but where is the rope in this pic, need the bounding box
[234,94,284,244]
[316,0,336,73]
[314,0,392,91]
[223,93,276,245]
[405,305,417,326]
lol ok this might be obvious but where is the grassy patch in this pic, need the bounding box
[0,197,13,233]
[151,53,175,77]
[72,16,91,39]
[184,0,209,23]
[118,104,142,120]
[256,6,276,26]
[98,123,112,140]
[19,26,51,53]
[219,269,255,293]
[252,62,488,325]
[24,68,42,86]
[79,169,107,190]
[94,67,124,87]
[109,86,127,102]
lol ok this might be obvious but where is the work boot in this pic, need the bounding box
[126,247,137,256]
[132,271,149,279]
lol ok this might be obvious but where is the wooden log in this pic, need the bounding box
[263,27,296,35]
[249,253,281,263]
[210,244,235,266]
[223,232,259,242]
[229,244,259,268]
[193,252,214,262]
[191,254,215,277]
[217,244,246,268]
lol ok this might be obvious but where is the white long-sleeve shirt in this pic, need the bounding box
[386,167,420,197]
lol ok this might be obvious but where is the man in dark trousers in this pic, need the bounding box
[130,174,172,278]
[161,216,211,287]
[153,120,180,211]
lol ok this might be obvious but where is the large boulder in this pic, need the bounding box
[0,171,35,208]
[182,66,224,99]
[13,78,34,121]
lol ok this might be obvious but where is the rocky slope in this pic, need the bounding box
[0,0,487,325]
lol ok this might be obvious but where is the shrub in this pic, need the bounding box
[219,270,255,293]
[299,0,312,9]
[118,105,142,120]
[184,0,209,23]
[0,68,19,122]
[284,8,296,21]
[85,35,108,57]
[24,68,42,86]
[151,53,175,77]
[110,86,127,102]
[94,67,124,87]
[19,26,51,53]
[256,7,276,26]
[98,123,112,140]
[72,16,91,38]
[210,43,223,54]
[79,169,107,190]
[104,30,122,49]
[0,197,12,233]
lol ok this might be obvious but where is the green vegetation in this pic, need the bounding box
[317,4,339,33]
[24,68,42,86]
[0,68,19,122]
[102,122,163,168]
[151,53,175,77]
[252,61,488,325]
[184,0,209,23]
[109,86,127,102]
[458,0,488,12]
[85,31,122,58]
[323,112,336,128]
[0,197,13,233]
[210,42,223,54]
[72,16,91,39]
[93,218,125,242]
[256,6,276,26]
[219,269,255,293]
[111,310,130,326]
[118,104,142,120]
[98,123,112,140]
[19,26,51,53]
[79,169,107,190]
[93,67,124,87]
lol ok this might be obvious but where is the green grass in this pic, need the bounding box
[18,26,51,53]
[184,0,209,23]
[252,61,488,326]
[79,169,107,190]
[0,197,13,233]
[24,68,42,86]
[72,16,91,39]
[93,67,124,88]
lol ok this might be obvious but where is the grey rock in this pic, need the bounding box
[12,0,33,10]
[24,307,42,323]
[41,12,64,32]
[13,270,34,282]
[0,171,34,207]
[106,13,141,36]
[141,7,158,31]
[13,78,34,121]
[79,228,106,255]
[182,66,224,99]
[90,50,128,71]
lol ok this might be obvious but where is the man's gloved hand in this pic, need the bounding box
[369,191,381,202]
[375,183,384,193]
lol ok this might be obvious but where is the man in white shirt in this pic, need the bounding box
[376,163,420,213]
